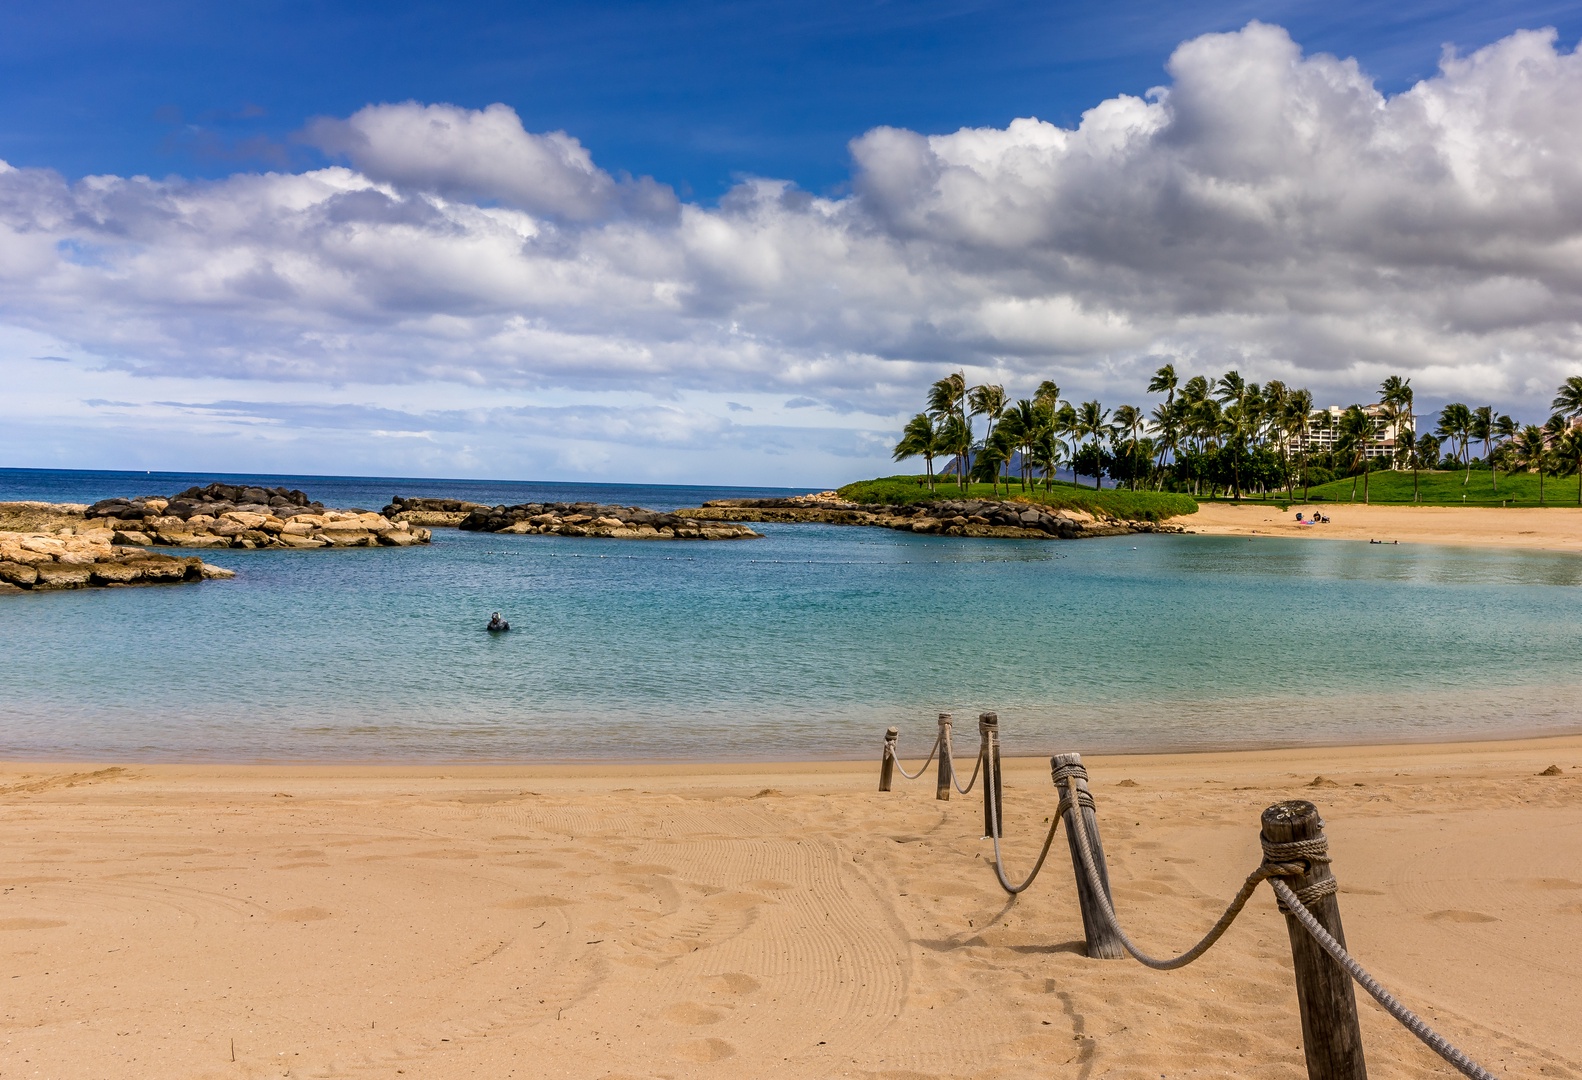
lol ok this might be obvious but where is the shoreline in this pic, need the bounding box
[4,732,1578,1077]
[7,725,1582,772]
[1176,500,1582,552]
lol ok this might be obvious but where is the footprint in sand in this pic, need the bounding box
[1425,910,1497,924]
[662,1003,726,1025]
[706,973,760,995]
[498,895,573,909]
[1521,878,1582,891]
[675,1037,736,1062]
[274,907,334,922]
[0,918,67,931]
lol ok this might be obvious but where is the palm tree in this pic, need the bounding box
[1284,388,1314,499]
[972,426,1014,493]
[1413,433,1441,502]
[1557,427,1582,506]
[1337,405,1374,503]
[968,383,1007,466]
[1492,414,1518,487]
[1027,400,1066,490]
[1034,380,1061,408]
[1553,375,1582,421]
[892,413,942,490]
[928,373,969,488]
[1471,407,1497,493]
[1515,424,1551,504]
[1436,403,1474,485]
[1149,399,1183,490]
[1074,400,1111,489]
[1380,376,1413,453]
[1111,404,1145,489]
[938,412,971,490]
[1053,401,1080,484]
[1147,364,1178,406]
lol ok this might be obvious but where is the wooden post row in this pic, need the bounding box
[979,712,1002,838]
[1262,800,1367,1080]
[935,713,953,801]
[1050,753,1125,959]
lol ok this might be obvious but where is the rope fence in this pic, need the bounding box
[877,717,1505,1080]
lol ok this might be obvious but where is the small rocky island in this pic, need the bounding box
[82,483,431,549]
[680,494,1183,539]
[0,515,233,593]
[1,482,432,594]
[382,498,760,540]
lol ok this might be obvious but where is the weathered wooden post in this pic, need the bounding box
[935,713,954,801]
[1262,800,1367,1080]
[1051,753,1124,959]
[979,712,1002,838]
[879,727,898,792]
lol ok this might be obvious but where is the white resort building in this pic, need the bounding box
[1298,404,1410,465]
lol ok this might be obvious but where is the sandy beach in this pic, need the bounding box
[4,738,1579,1078]
[1177,502,1582,552]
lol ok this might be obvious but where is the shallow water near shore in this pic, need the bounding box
[4,470,1582,761]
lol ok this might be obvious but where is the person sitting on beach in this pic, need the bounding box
[487,612,510,632]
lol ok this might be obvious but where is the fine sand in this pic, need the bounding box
[3,738,1580,1078]
[1176,501,1582,552]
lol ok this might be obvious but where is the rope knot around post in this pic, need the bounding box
[1260,834,1339,913]
[878,727,899,792]
[1051,757,1096,819]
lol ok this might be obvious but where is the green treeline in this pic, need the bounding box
[888,370,1582,506]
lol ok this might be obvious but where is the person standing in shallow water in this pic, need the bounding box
[487,612,509,632]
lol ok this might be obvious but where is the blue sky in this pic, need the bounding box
[5,0,1575,197]
[2,2,1581,484]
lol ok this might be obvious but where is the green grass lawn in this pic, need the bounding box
[1294,468,1581,507]
[836,475,1198,521]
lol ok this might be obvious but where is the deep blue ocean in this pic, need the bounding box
[3,468,1580,762]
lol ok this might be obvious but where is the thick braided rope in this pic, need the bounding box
[984,751,1062,895]
[951,743,983,795]
[890,735,939,781]
[1269,878,1499,1080]
[1063,775,1295,970]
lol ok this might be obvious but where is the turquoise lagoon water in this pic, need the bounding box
[2,470,1581,762]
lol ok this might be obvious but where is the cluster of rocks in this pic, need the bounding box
[381,496,489,527]
[454,502,760,540]
[0,527,234,592]
[74,483,431,550]
[688,496,1183,539]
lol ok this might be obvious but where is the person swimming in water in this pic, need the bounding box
[487,612,510,632]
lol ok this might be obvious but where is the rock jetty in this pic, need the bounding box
[382,496,489,527]
[451,502,760,540]
[76,483,431,549]
[681,496,1183,539]
[0,526,233,593]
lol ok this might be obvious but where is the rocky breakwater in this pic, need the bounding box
[382,496,489,527]
[454,501,760,540]
[82,483,431,550]
[682,495,1184,539]
[0,524,234,593]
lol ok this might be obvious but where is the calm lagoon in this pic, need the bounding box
[3,481,1580,761]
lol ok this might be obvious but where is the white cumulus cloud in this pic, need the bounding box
[2,22,1582,482]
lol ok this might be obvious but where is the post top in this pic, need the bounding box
[1050,752,1083,766]
[938,712,953,723]
[978,711,998,726]
[884,726,898,737]
[1260,801,1324,841]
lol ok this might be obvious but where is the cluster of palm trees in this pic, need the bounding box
[1435,376,1582,504]
[893,369,1582,504]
